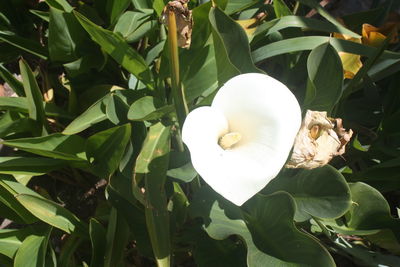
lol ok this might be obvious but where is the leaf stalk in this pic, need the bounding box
[167,10,189,130]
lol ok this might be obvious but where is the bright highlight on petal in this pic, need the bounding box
[182,73,302,206]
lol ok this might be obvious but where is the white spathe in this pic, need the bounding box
[182,73,302,206]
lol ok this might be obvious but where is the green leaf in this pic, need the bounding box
[48,7,91,62]
[14,228,51,267]
[349,156,400,192]
[209,6,261,84]
[86,124,131,177]
[0,157,66,176]
[264,166,352,222]
[152,0,167,17]
[106,94,130,125]
[106,176,153,257]
[16,194,88,236]
[104,209,130,267]
[244,192,335,267]
[29,10,50,22]
[167,162,197,183]
[0,175,40,224]
[324,182,400,239]
[181,45,218,102]
[225,0,257,14]
[340,34,390,102]
[0,228,34,258]
[0,116,39,138]
[252,36,400,63]
[45,0,73,12]
[368,229,400,255]
[2,134,87,162]
[0,64,24,96]
[253,15,357,40]
[63,94,109,135]
[192,229,247,267]
[113,10,153,42]
[14,232,49,267]
[131,0,151,9]
[74,11,154,90]
[127,96,174,121]
[190,188,314,266]
[135,122,171,265]
[273,0,292,17]
[19,58,46,134]
[341,2,392,31]
[0,31,48,59]
[305,42,343,113]
[58,234,82,267]
[89,219,107,267]
[297,0,359,38]
[191,2,212,50]
[106,0,131,25]
[0,97,72,119]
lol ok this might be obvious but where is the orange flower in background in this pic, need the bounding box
[362,23,399,47]
[333,33,363,79]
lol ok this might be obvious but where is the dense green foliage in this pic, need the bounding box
[0,0,400,266]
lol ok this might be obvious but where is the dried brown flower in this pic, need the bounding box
[286,110,353,169]
[161,0,193,49]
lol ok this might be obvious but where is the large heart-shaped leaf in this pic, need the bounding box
[263,165,352,221]
[244,192,336,267]
[323,182,400,239]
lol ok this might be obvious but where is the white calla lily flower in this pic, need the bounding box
[182,73,302,206]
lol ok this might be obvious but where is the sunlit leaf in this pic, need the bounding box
[74,11,154,90]
[2,134,87,162]
[13,228,51,267]
[135,122,171,266]
[127,96,173,121]
[19,59,46,134]
[63,94,109,135]
[16,194,88,236]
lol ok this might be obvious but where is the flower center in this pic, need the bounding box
[218,132,242,150]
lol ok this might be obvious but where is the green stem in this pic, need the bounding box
[293,1,300,15]
[174,126,185,152]
[167,10,188,130]
[312,216,332,240]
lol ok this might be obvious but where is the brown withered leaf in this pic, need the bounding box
[286,110,353,169]
[161,0,193,49]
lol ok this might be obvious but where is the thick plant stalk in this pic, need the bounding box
[167,10,189,129]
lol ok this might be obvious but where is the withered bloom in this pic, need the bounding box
[161,0,193,48]
[286,110,353,169]
[362,23,398,47]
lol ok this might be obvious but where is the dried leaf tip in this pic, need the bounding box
[161,0,193,49]
[286,110,353,169]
